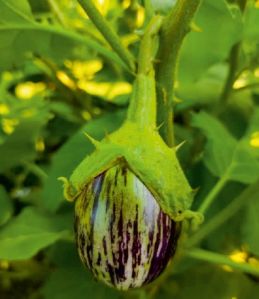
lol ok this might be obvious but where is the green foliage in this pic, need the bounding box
[0,0,33,23]
[0,0,259,298]
[42,242,121,299]
[179,0,242,85]
[192,110,259,184]
[157,263,259,299]
[0,101,50,172]
[0,207,72,260]
[0,0,123,71]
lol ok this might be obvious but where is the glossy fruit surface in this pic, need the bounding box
[74,164,180,290]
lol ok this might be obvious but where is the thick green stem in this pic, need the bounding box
[126,74,156,128]
[77,0,136,72]
[198,172,229,214]
[188,180,259,247]
[138,16,163,75]
[127,16,163,128]
[186,248,259,277]
[156,0,202,146]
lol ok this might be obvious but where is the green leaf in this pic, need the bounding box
[41,111,125,212]
[0,185,13,226]
[42,242,120,299]
[192,111,259,184]
[229,144,259,184]
[49,102,79,123]
[0,0,33,24]
[241,108,259,159]
[0,24,125,71]
[0,207,72,260]
[0,0,125,70]
[150,0,176,13]
[244,3,259,39]
[223,1,243,19]
[179,0,242,84]
[191,111,237,176]
[0,103,50,172]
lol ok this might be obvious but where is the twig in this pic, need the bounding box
[234,82,259,92]
[47,0,68,27]
[197,171,229,214]
[77,0,136,72]
[219,0,248,104]
[186,248,259,277]
[188,180,259,247]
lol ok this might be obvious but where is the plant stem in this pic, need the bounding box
[23,161,48,180]
[219,0,247,103]
[186,248,259,277]
[127,16,163,128]
[234,82,259,92]
[138,16,163,75]
[188,180,259,247]
[156,0,202,146]
[143,0,155,23]
[219,43,240,103]
[47,0,68,27]
[198,172,229,214]
[77,0,136,72]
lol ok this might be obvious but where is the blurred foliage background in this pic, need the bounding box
[0,0,259,298]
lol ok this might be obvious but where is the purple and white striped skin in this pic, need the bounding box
[74,164,181,290]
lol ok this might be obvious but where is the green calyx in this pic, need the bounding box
[59,16,203,226]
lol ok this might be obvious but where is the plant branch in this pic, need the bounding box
[219,0,248,104]
[47,0,68,27]
[186,248,259,277]
[197,172,229,215]
[219,43,240,103]
[77,0,136,72]
[156,0,202,146]
[143,0,155,23]
[188,180,259,247]
[234,82,259,92]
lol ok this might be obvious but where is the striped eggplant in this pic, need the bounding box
[74,164,180,290]
[60,16,203,290]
